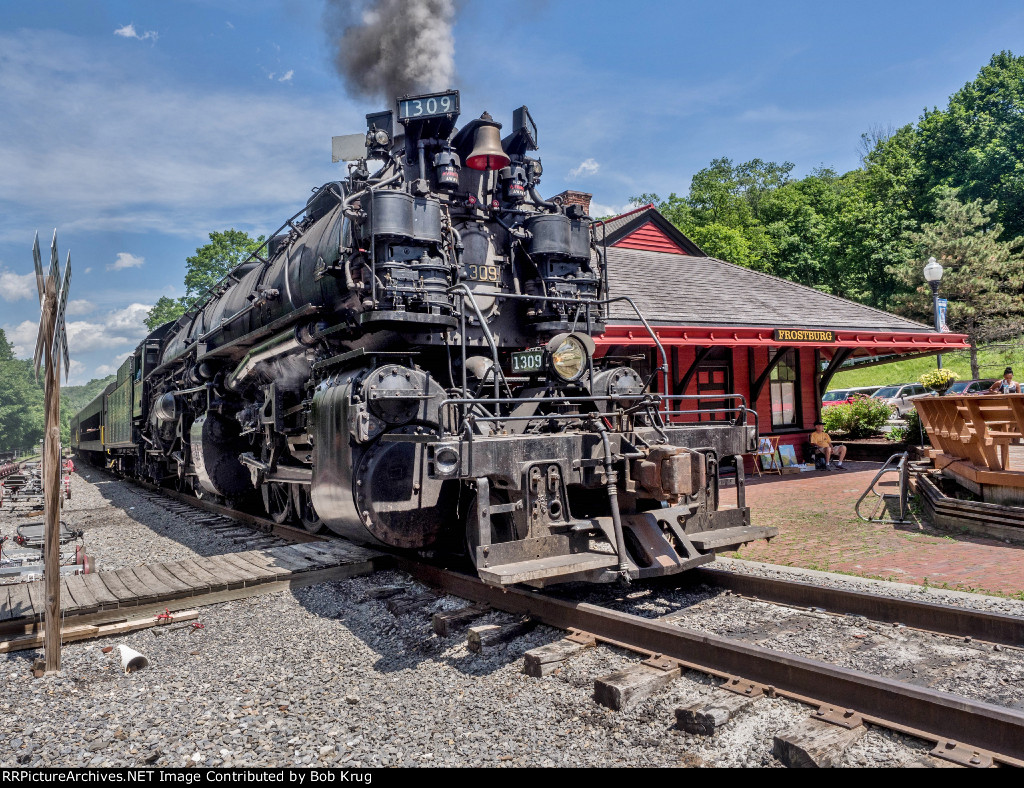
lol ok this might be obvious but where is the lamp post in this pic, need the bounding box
[923,256,944,369]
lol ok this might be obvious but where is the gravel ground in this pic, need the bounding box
[1,471,252,575]
[0,570,933,768]
[2,470,1019,767]
[714,556,1024,617]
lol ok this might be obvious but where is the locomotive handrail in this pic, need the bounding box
[448,283,509,405]
[459,291,670,414]
[434,391,751,439]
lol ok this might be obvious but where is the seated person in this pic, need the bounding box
[989,367,1022,394]
[809,421,846,470]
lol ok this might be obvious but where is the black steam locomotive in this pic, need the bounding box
[71,90,773,585]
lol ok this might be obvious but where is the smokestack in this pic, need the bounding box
[552,190,593,216]
[324,0,458,102]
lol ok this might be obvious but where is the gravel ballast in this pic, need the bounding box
[2,470,1021,767]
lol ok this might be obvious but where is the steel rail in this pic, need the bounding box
[394,557,1024,765]
[131,477,327,544]
[688,565,1024,648]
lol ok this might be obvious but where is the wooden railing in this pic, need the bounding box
[915,393,1024,484]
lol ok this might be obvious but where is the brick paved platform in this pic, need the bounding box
[727,461,1024,598]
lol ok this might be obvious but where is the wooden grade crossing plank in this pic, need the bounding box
[255,549,315,573]
[147,563,199,595]
[131,565,180,599]
[158,560,216,593]
[62,576,99,614]
[287,543,345,566]
[0,539,386,627]
[173,559,230,591]
[7,584,34,621]
[80,573,120,607]
[25,581,45,615]
[227,551,296,580]
[266,545,326,570]
[218,552,279,581]
[201,555,254,587]
[97,571,136,603]
[113,568,162,603]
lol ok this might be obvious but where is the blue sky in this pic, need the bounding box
[2,0,1023,384]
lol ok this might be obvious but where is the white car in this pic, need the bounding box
[871,383,934,416]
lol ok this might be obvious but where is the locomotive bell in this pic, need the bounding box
[466,113,511,171]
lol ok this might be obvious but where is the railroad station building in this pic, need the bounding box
[554,192,971,466]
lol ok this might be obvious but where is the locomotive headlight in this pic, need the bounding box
[547,333,594,383]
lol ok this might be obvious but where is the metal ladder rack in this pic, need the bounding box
[855,452,912,524]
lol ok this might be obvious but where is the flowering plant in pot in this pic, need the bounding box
[920,368,959,394]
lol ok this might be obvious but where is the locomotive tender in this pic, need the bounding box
[71,90,774,585]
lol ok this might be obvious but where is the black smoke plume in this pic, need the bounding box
[325,0,457,102]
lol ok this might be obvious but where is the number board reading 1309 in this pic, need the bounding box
[511,349,545,375]
[398,91,460,121]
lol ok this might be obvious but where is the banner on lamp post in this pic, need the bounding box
[937,298,949,332]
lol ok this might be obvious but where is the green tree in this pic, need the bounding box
[144,295,187,331]
[891,188,1024,378]
[145,229,265,331]
[915,51,1024,238]
[183,229,266,302]
[0,329,45,452]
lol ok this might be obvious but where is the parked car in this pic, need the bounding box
[821,386,883,407]
[871,383,934,416]
[946,378,996,395]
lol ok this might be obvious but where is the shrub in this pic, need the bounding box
[920,369,959,390]
[889,408,928,445]
[821,397,894,439]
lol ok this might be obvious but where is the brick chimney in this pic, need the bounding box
[551,190,592,216]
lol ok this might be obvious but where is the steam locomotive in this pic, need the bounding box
[71,90,773,585]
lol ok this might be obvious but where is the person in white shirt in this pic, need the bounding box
[989,367,1022,394]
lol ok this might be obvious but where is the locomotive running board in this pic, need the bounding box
[477,551,619,586]
[687,525,778,552]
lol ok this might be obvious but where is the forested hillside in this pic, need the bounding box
[0,328,115,452]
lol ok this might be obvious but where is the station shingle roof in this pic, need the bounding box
[604,244,930,333]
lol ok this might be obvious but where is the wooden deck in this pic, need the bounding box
[0,541,383,628]
[917,393,1024,488]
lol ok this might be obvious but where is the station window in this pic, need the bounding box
[770,349,798,428]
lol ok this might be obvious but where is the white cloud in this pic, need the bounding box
[107,252,144,271]
[114,24,158,43]
[569,158,600,179]
[66,299,94,316]
[0,268,36,301]
[83,267,92,274]
[66,359,87,386]
[278,70,294,83]
[5,320,39,357]
[5,302,152,360]
[103,303,151,333]
[0,30,358,240]
[94,354,130,379]
[590,202,631,219]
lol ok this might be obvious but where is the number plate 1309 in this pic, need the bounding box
[511,349,544,374]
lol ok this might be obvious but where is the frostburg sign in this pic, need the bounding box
[773,328,836,343]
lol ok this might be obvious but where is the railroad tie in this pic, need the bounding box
[432,603,491,637]
[522,631,595,677]
[466,618,536,653]
[676,680,766,735]
[594,656,681,711]
[772,709,867,768]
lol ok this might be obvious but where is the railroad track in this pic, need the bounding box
[40,470,1024,767]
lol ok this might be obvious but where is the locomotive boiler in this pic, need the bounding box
[72,90,774,585]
